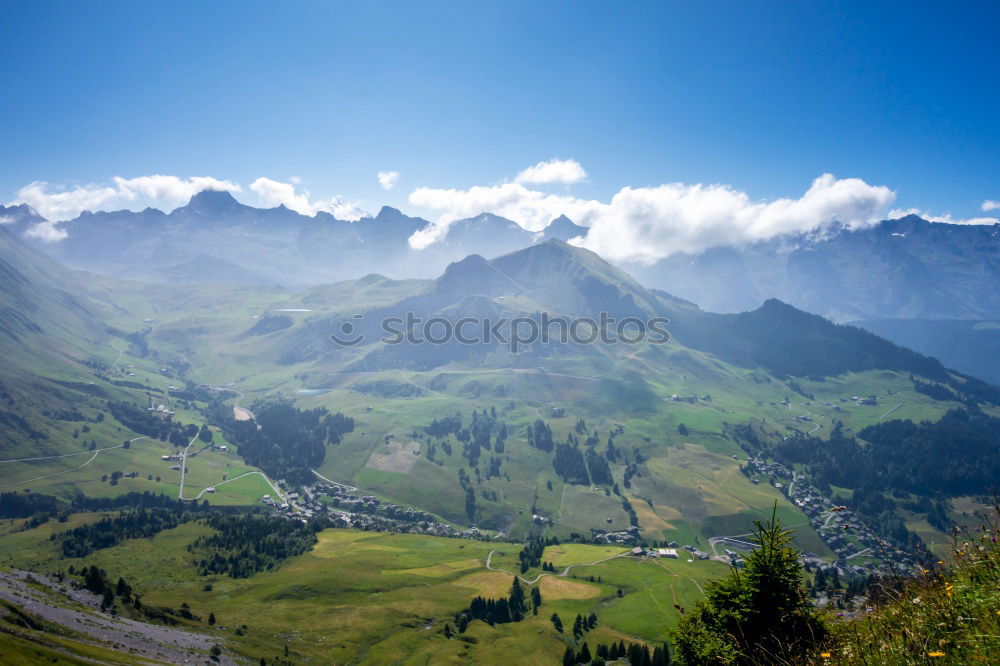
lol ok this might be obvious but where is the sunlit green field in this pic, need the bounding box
[0,519,732,664]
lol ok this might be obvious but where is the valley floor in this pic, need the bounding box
[0,520,729,664]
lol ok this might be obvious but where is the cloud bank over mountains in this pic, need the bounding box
[408,170,898,262]
[14,176,242,223]
[887,207,1000,227]
[249,177,366,220]
[6,162,995,263]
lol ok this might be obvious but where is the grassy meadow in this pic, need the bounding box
[0,517,734,664]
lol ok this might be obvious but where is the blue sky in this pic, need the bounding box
[2,0,998,248]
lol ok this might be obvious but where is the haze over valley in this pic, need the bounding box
[2,3,998,664]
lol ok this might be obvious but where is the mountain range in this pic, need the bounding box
[2,208,998,664]
[3,191,999,385]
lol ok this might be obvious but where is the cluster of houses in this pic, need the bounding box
[593,525,641,545]
[669,394,710,404]
[146,403,175,416]
[742,456,915,576]
[256,481,479,539]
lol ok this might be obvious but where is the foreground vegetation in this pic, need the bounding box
[668,503,1000,665]
[2,497,997,664]
[813,502,1000,665]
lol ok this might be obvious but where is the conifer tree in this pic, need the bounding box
[508,577,526,621]
[551,612,563,633]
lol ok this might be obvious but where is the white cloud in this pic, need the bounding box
[579,175,895,263]
[515,158,587,185]
[0,215,14,225]
[377,171,399,190]
[888,208,999,226]
[408,182,604,249]
[24,220,68,242]
[8,176,241,223]
[408,171,896,261]
[249,177,366,220]
[982,200,1000,212]
[112,175,241,209]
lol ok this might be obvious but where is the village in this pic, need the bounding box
[255,480,485,540]
[741,456,916,578]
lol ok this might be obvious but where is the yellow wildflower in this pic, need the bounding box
[820,653,831,659]
[927,651,945,658]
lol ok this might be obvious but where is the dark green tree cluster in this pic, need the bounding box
[455,578,537,630]
[527,419,554,452]
[219,401,354,485]
[553,442,589,485]
[564,640,671,666]
[425,413,462,438]
[672,509,825,664]
[518,535,558,573]
[76,565,139,612]
[193,514,321,578]
[0,491,62,518]
[58,508,186,557]
[585,448,614,485]
[470,407,508,454]
[621,497,639,527]
[106,400,197,445]
[769,411,1000,498]
[572,611,598,638]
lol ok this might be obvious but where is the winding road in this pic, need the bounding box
[183,470,285,502]
[311,468,358,493]
[0,436,148,490]
[484,549,627,585]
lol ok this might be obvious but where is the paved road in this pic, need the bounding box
[184,470,285,502]
[311,468,358,493]
[176,429,202,500]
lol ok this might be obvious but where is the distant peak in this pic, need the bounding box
[183,189,241,212]
[445,253,489,270]
[543,214,588,241]
[357,273,388,285]
[375,205,403,220]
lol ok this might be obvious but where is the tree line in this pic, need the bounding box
[452,577,538,632]
[192,513,322,578]
[212,399,354,485]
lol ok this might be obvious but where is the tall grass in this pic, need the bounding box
[811,500,999,664]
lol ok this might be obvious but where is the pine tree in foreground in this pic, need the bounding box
[672,505,825,664]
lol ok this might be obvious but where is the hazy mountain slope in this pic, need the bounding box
[0,224,109,360]
[854,318,1000,386]
[0,226,136,453]
[20,191,1000,324]
[0,203,47,236]
[631,215,1000,321]
[2,223,992,564]
[228,239,1000,414]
